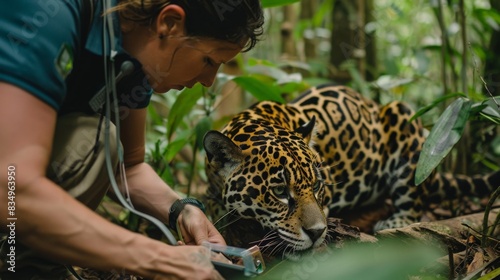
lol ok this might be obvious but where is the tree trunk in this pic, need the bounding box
[484,0,500,96]
[364,0,377,81]
[329,0,376,84]
[300,0,318,60]
[281,5,298,60]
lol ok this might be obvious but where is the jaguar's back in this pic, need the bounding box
[289,86,427,218]
[203,85,499,258]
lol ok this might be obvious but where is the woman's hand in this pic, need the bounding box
[147,244,224,280]
[118,110,226,247]
[176,205,226,246]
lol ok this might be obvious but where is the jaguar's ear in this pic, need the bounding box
[204,131,245,176]
[294,115,316,144]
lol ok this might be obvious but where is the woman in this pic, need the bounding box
[0,0,264,279]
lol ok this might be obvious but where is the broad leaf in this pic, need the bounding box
[165,137,189,162]
[194,116,213,150]
[261,0,299,8]
[415,98,472,185]
[166,84,204,140]
[233,76,285,103]
[374,75,413,91]
[246,65,291,83]
[471,97,500,124]
[481,97,500,118]
[411,92,466,121]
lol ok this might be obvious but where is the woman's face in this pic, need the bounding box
[122,5,244,93]
[143,36,242,93]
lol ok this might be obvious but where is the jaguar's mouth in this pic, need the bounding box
[253,229,327,260]
[221,218,330,260]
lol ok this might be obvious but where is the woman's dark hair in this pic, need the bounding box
[113,0,264,51]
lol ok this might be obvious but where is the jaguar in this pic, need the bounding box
[203,84,499,259]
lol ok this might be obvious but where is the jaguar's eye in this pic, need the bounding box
[272,186,287,198]
[313,181,322,192]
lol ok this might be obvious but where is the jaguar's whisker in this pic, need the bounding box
[251,231,280,251]
[269,239,287,256]
[259,240,281,254]
[213,208,236,226]
[251,230,278,245]
[281,243,294,259]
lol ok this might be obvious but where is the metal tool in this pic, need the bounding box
[203,242,266,277]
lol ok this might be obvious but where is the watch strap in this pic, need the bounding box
[168,198,206,231]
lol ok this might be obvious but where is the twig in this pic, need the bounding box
[468,42,500,110]
[482,186,500,247]
[488,187,500,238]
[461,222,500,244]
[448,246,455,280]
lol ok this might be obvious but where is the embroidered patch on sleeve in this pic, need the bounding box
[55,43,73,79]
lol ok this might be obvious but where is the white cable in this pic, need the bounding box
[104,0,133,208]
[101,0,177,245]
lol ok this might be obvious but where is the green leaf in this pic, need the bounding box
[277,81,309,95]
[232,76,285,103]
[481,97,500,119]
[471,97,500,124]
[374,75,413,91]
[126,213,141,231]
[246,65,290,82]
[312,0,334,27]
[260,240,445,280]
[479,112,500,125]
[194,116,212,150]
[477,266,500,280]
[165,138,190,162]
[474,8,500,31]
[342,60,370,97]
[411,93,467,121]
[160,165,175,187]
[246,57,277,67]
[147,100,163,126]
[415,98,472,185]
[261,0,299,8]
[166,84,204,140]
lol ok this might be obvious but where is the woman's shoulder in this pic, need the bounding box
[0,0,83,111]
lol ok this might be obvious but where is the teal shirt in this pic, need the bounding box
[0,0,152,113]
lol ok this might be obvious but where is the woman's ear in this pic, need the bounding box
[155,4,186,38]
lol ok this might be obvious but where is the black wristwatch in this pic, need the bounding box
[168,198,206,231]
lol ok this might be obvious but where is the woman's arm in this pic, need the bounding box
[0,82,152,269]
[0,83,220,279]
[117,108,179,224]
[117,108,226,245]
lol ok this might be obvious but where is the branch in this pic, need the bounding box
[459,0,467,95]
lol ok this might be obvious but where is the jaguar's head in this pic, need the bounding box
[204,116,328,259]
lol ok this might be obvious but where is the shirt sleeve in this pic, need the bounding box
[0,0,81,111]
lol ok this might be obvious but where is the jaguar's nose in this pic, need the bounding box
[303,226,326,243]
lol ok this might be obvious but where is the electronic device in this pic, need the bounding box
[204,242,266,278]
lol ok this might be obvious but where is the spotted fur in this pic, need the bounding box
[203,85,499,258]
